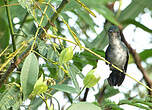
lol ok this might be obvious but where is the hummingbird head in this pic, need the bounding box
[108,25,121,40]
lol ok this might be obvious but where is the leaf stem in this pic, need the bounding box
[74,86,85,101]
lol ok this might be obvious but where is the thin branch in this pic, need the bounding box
[81,88,89,101]
[0,47,30,87]
[4,0,16,60]
[0,0,70,87]
[40,0,70,39]
[97,84,107,104]
[121,32,152,95]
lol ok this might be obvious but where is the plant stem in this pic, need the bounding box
[4,0,16,58]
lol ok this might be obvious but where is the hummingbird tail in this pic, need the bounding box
[107,70,125,86]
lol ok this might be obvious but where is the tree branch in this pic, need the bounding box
[121,32,152,95]
[97,84,107,104]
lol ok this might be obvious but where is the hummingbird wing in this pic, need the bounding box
[124,50,129,72]
[105,46,111,65]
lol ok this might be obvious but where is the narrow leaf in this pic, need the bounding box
[75,0,96,17]
[139,49,152,61]
[119,0,152,23]
[0,85,22,110]
[122,19,152,33]
[70,64,84,79]
[20,53,39,100]
[68,66,80,92]
[50,84,78,94]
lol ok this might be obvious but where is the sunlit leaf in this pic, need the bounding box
[30,75,48,98]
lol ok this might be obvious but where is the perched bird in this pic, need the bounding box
[105,25,129,86]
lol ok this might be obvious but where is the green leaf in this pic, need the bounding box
[83,69,100,88]
[67,102,101,110]
[9,0,27,21]
[30,75,48,98]
[38,40,48,56]
[78,49,105,66]
[20,53,39,100]
[28,97,43,110]
[104,86,119,98]
[122,19,152,33]
[119,0,152,23]
[59,46,73,64]
[119,99,151,110]
[46,63,58,79]
[47,46,58,61]
[58,68,65,79]
[68,65,80,92]
[139,49,152,61]
[49,84,78,94]
[102,99,123,110]
[0,17,9,50]
[70,64,84,79]
[90,30,108,50]
[0,85,22,110]
[95,6,120,26]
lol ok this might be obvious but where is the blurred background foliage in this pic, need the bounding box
[0,0,152,109]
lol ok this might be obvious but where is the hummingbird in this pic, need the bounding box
[105,25,129,86]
